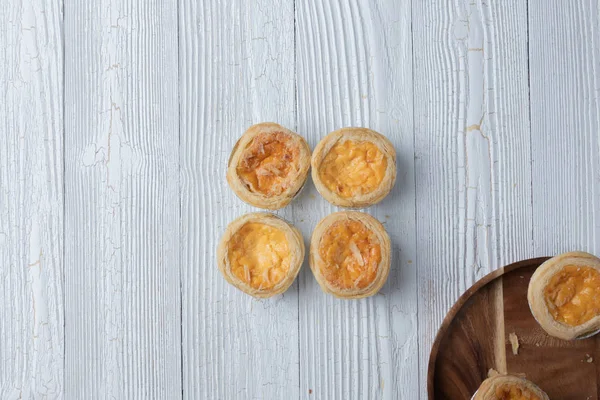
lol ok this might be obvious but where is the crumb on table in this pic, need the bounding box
[509,332,519,355]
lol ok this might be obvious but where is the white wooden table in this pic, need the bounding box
[1,0,599,398]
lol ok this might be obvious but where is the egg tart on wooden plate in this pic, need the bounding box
[528,251,600,340]
[309,211,391,299]
[311,127,396,208]
[472,375,549,400]
[227,122,311,210]
[217,213,304,298]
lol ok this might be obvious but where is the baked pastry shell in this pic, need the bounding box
[527,251,600,340]
[311,127,397,208]
[472,375,549,400]
[217,212,305,298]
[227,122,311,210]
[309,211,391,299]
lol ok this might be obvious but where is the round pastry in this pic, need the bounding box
[472,375,549,400]
[227,122,311,210]
[528,251,600,340]
[309,211,391,299]
[311,127,396,208]
[217,212,305,298]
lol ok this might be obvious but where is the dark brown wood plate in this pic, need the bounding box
[428,257,600,399]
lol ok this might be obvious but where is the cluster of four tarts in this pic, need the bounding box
[218,123,396,299]
[472,251,600,399]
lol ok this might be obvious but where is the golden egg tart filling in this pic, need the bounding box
[528,251,600,340]
[310,211,390,299]
[217,213,304,298]
[319,140,387,199]
[493,384,541,400]
[228,222,290,291]
[543,265,600,327]
[227,123,310,210]
[311,128,396,208]
[473,375,548,400]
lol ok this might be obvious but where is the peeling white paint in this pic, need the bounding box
[3,0,600,399]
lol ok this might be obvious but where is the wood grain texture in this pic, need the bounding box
[179,1,299,398]
[64,0,181,398]
[529,0,600,257]
[431,279,505,398]
[430,258,599,400]
[3,0,600,398]
[295,0,417,398]
[0,0,64,398]
[413,0,532,397]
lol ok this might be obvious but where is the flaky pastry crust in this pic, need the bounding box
[227,122,311,210]
[309,211,391,299]
[217,212,305,298]
[311,127,396,208]
[472,374,549,400]
[528,251,600,340]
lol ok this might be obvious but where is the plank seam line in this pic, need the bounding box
[409,0,420,397]
[525,0,534,253]
[177,0,184,397]
[293,0,301,398]
[61,0,66,392]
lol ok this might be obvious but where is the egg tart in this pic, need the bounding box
[227,122,311,210]
[217,213,305,298]
[528,251,600,340]
[309,211,391,299]
[472,375,549,400]
[311,127,396,208]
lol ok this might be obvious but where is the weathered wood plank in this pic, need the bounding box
[0,0,64,398]
[64,0,181,398]
[295,1,417,398]
[179,1,298,398]
[413,0,532,397]
[529,0,600,256]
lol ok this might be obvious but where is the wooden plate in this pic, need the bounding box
[428,257,600,399]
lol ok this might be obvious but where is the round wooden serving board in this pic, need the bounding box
[428,257,600,399]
